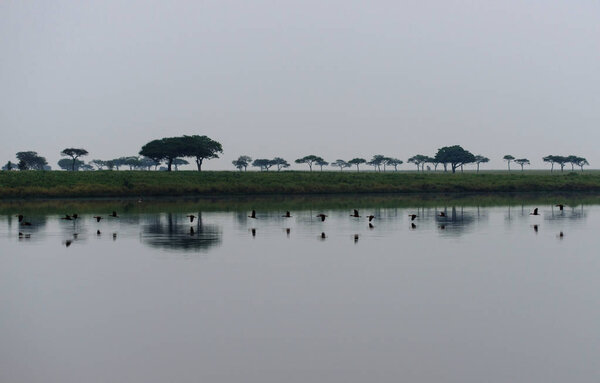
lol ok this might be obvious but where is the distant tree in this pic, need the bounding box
[58,158,84,171]
[385,158,403,171]
[332,159,351,171]
[315,158,328,171]
[348,158,366,172]
[139,137,183,171]
[503,155,515,172]
[232,155,252,171]
[252,158,273,171]
[543,155,557,172]
[514,158,530,171]
[105,160,115,170]
[16,151,48,170]
[408,155,428,172]
[295,155,321,171]
[474,155,489,173]
[61,148,89,171]
[180,135,223,171]
[140,157,160,170]
[575,157,589,172]
[434,146,476,173]
[172,158,189,171]
[423,156,440,171]
[566,155,581,171]
[367,155,386,172]
[90,159,106,170]
[554,156,569,172]
[271,157,290,171]
[2,161,15,171]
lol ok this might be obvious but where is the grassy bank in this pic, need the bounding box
[1,170,600,199]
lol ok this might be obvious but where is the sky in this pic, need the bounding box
[1,0,599,170]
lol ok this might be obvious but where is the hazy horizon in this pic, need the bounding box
[1,1,598,171]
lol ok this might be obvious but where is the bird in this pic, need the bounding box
[93,216,103,222]
[438,212,446,217]
[96,230,101,235]
[248,210,256,219]
[187,214,196,223]
[350,209,360,218]
[556,204,564,211]
[73,233,78,239]
[72,214,79,220]
[112,233,117,240]
[320,232,327,239]
[285,228,291,237]
[367,215,375,222]
[558,231,564,238]
[439,225,446,230]
[64,240,73,248]
[61,215,73,221]
[316,214,327,222]
[282,211,292,218]
[354,234,359,243]
[16,214,24,222]
[109,211,119,218]
[530,208,540,216]
[409,214,418,221]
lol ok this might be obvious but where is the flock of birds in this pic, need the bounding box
[13,204,568,245]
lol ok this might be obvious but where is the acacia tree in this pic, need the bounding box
[139,138,182,171]
[514,158,530,172]
[16,151,48,170]
[367,155,386,172]
[295,155,321,171]
[232,155,252,171]
[332,159,350,171]
[2,161,16,171]
[315,158,328,171]
[90,159,106,170]
[58,158,84,171]
[575,157,589,171]
[61,148,89,171]
[566,155,582,171]
[408,155,428,172]
[348,158,366,172]
[474,155,489,173]
[181,135,223,171]
[503,155,515,172]
[554,156,569,172]
[386,158,403,171]
[543,155,557,172]
[172,158,189,171]
[434,146,476,173]
[271,157,290,171]
[252,159,273,171]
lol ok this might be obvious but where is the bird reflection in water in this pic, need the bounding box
[354,234,359,244]
[112,233,117,241]
[141,213,222,252]
[285,228,291,237]
[320,232,327,240]
[250,228,256,238]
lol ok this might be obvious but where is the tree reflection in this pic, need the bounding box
[141,213,222,252]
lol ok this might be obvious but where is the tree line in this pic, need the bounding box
[2,139,590,173]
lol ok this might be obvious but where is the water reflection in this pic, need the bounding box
[140,213,222,252]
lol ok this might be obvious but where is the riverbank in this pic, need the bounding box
[1,170,599,199]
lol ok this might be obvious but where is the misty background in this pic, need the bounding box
[1,0,598,170]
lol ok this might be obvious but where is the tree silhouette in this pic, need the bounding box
[575,157,589,171]
[172,158,189,171]
[348,158,366,172]
[16,151,48,170]
[474,155,489,173]
[503,155,515,171]
[232,155,252,171]
[315,158,328,171]
[332,159,350,171]
[271,157,290,171]
[252,159,273,171]
[543,155,556,172]
[385,158,403,171]
[2,161,15,171]
[58,158,84,171]
[434,146,476,173]
[180,135,223,171]
[295,155,321,171]
[61,148,89,171]
[408,155,428,172]
[514,158,530,171]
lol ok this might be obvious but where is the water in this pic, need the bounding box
[1,196,599,383]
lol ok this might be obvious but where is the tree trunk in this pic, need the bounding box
[507,162,511,171]
[443,163,447,172]
[477,163,480,173]
[167,158,173,171]
[309,163,312,171]
[71,157,76,171]
[356,165,359,172]
[550,163,554,172]
[196,158,203,171]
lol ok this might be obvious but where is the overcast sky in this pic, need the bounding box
[1,0,598,170]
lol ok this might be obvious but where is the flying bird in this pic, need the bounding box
[250,228,256,237]
[367,215,375,222]
[556,204,564,211]
[248,210,257,219]
[64,240,73,248]
[187,215,196,223]
[16,214,24,222]
[97,230,101,235]
[109,211,119,218]
[530,208,540,216]
[285,228,291,237]
[316,214,327,222]
[282,211,292,218]
[409,214,418,221]
[350,209,360,218]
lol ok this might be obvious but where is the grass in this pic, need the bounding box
[1,170,600,199]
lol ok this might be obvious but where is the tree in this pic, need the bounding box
[16,151,48,170]
[332,159,351,171]
[503,155,515,172]
[139,137,184,171]
[424,156,440,171]
[140,157,160,170]
[554,156,569,172]
[434,146,476,173]
[172,158,189,171]
[295,155,321,171]
[348,158,366,172]
[514,158,530,171]
[315,158,328,171]
[180,135,223,171]
[575,157,589,172]
[367,155,386,172]
[543,155,556,172]
[474,155,489,173]
[2,161,15,171]
[385,158,403,171]
[252,158,273,171]
[61,148,89,171]
[58,158,84,171]
[90,159,106,170]
[566,155,580,171]
[408,155,428,172]
[271,157,290,171]
[232,155,252,171]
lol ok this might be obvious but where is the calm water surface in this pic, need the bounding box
[1,198,599,383]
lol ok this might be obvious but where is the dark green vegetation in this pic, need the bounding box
[2,170,600,199]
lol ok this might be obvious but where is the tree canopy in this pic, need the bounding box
[16,151,48,170]
[295,155,322,171]
[139,135,222,171]
[348,158,366,172]
[61,148,89,171]
[232,155,252,171]
[434,146,476,173]
[332,159,351,171]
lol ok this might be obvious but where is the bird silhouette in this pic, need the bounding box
[61,215,73,221]
[285,228,291,237]
[409,214,418,221]
[316,214,327,222]
[438,212,446,217]
[16,214,24,222]
[282,211,292,218]
[367,215,375,222]
[248,210,256,219]
[558,231,564,238]
[350,209,360,217]
[94,216,103,222]
[354,234,359,243]
[530,208,540,216]
[18,232,31,239]
[187,215,196,223]
[97,230,101,235]
[320,232,327,239]
[556,204,564,211]
[64,240,73,247]
[109,211,119,218]
[72,214,79,220]
[439,225,446,230]
[112,233,117,241]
